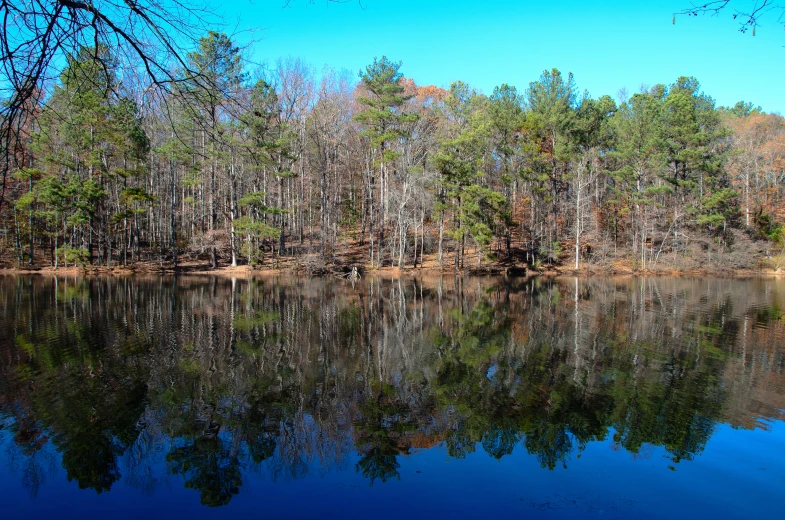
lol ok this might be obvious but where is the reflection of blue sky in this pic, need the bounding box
[218,0,785,114]
[2,423,782,518]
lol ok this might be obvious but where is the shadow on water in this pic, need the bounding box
[0,275,784,508]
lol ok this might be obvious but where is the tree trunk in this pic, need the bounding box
[230,146,238,267]
[169,150,178,268]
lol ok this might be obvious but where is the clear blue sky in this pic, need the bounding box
[218,0,784,113]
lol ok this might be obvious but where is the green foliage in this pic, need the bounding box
[233,310,279,332]
[726,101,763,118]
[57,247,90,266]
[755,211,784,244]
[234,213,280,266]
[698,188,740,241]
[120,187,155,205]
[661,77,727,186]
[245,79,297,171]
[186,31,246,109]
[167,438,242,507]
[355,56,419,157]
[460,184,510,250]
[433,81,515,262]
[527,68,578,131]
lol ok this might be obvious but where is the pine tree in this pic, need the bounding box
[354,56,419,267]
[526,69,578,262]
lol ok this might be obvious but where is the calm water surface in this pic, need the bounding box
[0,275,783,519]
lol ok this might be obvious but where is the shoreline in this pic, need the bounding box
[1,262,782,279]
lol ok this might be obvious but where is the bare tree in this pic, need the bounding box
[0,0,219,211]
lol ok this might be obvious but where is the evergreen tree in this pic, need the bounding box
[354,56,419,267]
[526,69,578,262]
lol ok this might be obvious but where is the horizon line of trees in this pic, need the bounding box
[2,33,785,272]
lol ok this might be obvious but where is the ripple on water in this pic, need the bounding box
[0,275,782,517]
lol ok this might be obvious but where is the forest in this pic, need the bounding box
[2,32,785,273]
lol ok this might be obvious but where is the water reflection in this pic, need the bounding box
[0,275,783,506]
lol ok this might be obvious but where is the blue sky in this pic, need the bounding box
[218,0,784,112]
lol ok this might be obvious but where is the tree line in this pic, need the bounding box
[2,33,785,272]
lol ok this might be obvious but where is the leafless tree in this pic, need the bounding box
[0,0,219,210]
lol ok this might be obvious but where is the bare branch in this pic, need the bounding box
[674,0,785,34]
[0,0,222,211]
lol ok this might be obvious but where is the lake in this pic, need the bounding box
[0,275,783,519]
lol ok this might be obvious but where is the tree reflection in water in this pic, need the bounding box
[0,275,783,505]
